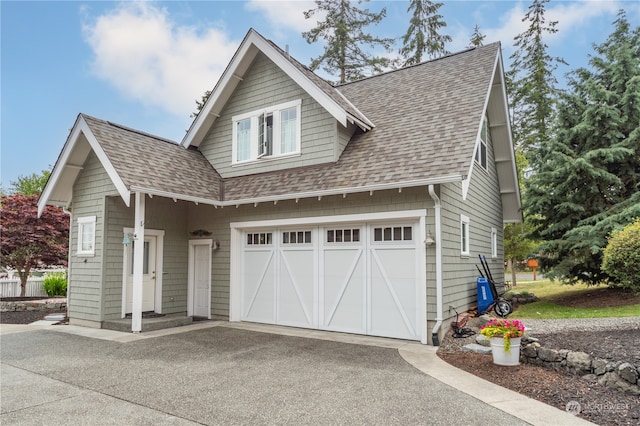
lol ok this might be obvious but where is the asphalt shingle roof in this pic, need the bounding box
[223,43,500,201]
[79,42,499,205]
[82,115,222,201]
[265,37,372,128]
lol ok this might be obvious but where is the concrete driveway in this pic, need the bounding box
[0,322,590,425]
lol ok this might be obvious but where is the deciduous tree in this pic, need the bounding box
[0,194,69,297]
[9,169,50,195]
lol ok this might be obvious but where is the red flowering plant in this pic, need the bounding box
[480,318,525,352]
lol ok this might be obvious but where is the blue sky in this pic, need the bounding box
[1,1,638,189]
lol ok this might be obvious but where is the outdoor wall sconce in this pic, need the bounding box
[212,241,220,250]
[190,229,212,237]
[425,231,435,246]
[122,233,136,245]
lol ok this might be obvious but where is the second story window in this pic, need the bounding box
[475,115,488,170]
[232,99,301,164]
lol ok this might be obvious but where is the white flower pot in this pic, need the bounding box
[490,337,521,366]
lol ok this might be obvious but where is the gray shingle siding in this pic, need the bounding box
[187,187,434,318]
[199,52,342,178]
[68,151,118,323]
[101,196,190,320]
[440,126,504,318]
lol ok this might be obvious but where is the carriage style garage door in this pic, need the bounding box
[240,222,422,341]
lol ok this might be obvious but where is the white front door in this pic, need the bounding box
[191,242,211,318]
[125,236,156,313]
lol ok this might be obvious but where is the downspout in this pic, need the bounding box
[428,185,443,346]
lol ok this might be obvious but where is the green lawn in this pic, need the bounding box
[508,279,640,319]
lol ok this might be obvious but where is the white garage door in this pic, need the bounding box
[240,223,421,341]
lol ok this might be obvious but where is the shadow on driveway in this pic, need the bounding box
[1,326,528,425]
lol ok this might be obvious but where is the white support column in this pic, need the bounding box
[132,192,146,333]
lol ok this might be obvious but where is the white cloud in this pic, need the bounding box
[82,2,239,117]
[468,0,622,56]
[245,0,317,36]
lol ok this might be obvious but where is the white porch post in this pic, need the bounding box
[132,192,146,333]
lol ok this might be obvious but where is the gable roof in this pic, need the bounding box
[181,28,373,149]
[38,114,221,215]
[40,31,520,223]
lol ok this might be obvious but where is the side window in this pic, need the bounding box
[460,215,470,256]
[77,216,96,257]
[491,227,498,258]
[475,116,488,170]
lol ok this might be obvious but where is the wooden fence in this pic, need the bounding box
[0,278,47,298]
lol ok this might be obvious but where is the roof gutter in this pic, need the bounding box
[428,184,443,346]
[221,175,463,207]
[129,175,463,210]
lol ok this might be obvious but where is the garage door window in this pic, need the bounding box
[247,232,272,245]
[327,228,360,243]
[373,226,412,242]
[283,231,312,244]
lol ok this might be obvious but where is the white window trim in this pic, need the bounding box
[232,99,302,164]
[491,227,498,258]
[475,116,488,171]
[76,216,97,257]
[460,214,470,256]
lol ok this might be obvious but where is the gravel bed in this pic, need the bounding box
[523,316,640,335]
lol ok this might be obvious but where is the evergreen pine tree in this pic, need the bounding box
[507,0,565,153]
[303,0,393,83]
[467,24,486,48]
[399,0,451,66]
[525,10,640,285]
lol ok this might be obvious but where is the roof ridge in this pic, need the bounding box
[81,113,181,147]
[337,42,501,87]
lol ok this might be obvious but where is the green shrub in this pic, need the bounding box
[43,272,67,297]
[602,219,640,294]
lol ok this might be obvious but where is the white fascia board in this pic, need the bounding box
[231,209,428,229]
[79,118,131,207]
[221,175,462,207]
[335,89,374,129]
[182,32,257,149]
[38,116,83,217]
[183,29,356,148]
[128,186,222,207]
[462,50,502,202]
[251,34,349,128]
[494,53,522,212]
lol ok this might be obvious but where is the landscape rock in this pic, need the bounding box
[462,344,492,355]
[598,372,640,395]
[538,347,561,362]
[593,358,607,375]
[475,335,490,347]
[566,351,592,373]
[522,343,539,358]
[618,362,639,384]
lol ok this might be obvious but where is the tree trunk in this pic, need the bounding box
[509,258,517,288]
[18,270,30,297]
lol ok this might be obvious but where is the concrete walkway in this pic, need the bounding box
[0,321,593,425]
